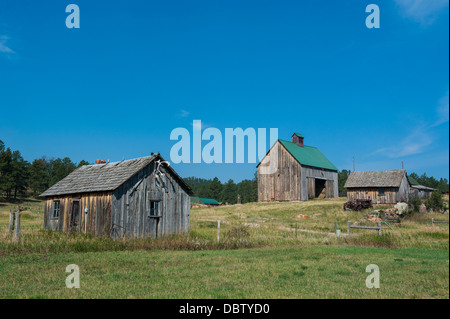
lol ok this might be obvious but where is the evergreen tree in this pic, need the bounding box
[222,179,238,204]
[209,177,223,201]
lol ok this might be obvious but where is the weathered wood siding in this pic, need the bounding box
[111,161,191,239]
[301,166,338,201]
[346,176,410,204]
[258,142,302,201]
[258,141,338,202]
[43,192,112,236]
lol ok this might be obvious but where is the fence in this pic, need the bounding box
[430,218,449,227]
[347,221,382,236]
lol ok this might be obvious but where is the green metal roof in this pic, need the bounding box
[408,175,420,186]
[199,197,220,205]
[278,139,338,171]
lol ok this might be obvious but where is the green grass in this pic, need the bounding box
[1,246,448,298]
[0,196,448,298]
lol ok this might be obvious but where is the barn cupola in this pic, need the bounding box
[292,133,304,147]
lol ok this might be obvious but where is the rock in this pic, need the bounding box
[419,203,427,214]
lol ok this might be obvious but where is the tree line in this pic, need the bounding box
[0,140,89,200]
[1,138,448,202]
[185,174,258,204]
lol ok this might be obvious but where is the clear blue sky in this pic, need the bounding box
[0,0,448,182]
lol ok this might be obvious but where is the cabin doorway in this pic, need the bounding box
[69,200,81,232]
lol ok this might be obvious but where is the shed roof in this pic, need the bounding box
[278,139,338,171]
[344,170,407,188]
[40,154,193,197]
[198,197,220,205]
[411,184,436,191]
[408,175,420,186]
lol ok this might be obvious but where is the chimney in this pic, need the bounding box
[292,133,304,147]
[95,159,106,164]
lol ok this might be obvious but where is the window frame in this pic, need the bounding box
[378,188,385,196]
[52,200,61,219]
[148,200,160,217]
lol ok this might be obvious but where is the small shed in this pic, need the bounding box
[191,197,221,206]
[408,176,435,199]
[257,133,338,201]
[344,170,410,204]
[40,154,193,238]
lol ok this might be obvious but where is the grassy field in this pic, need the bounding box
[0,196,448,298]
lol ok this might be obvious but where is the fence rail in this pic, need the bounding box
[430,218,449,227]
[347,221,382,236]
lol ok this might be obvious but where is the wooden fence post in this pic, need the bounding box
[430,218,434,227]
[347,221,351,236]
[378,221,382,235]
[14,209,20,243]
[9,210,15,233]
[217,220,221,242]
[334,221,337,234]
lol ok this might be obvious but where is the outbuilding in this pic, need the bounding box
[40,153,193,238]
[344,170,410,204]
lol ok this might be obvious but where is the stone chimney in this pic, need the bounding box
[292,133,304,147]
[95,159,106,164]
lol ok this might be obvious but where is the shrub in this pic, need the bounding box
[408,195,422,213]
[425,191,445,212]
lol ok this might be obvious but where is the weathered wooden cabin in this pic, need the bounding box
[257,133,338,202]
[344,170,410,204]
[40,154,193,238]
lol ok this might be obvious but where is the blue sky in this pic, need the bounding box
[0,0,448,182]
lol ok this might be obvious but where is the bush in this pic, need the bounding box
[425,191,446,212]
[408,195,422,213]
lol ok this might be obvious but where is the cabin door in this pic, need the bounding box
[70,200,81,232]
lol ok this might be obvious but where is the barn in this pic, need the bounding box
[40,153,193,239]
[344,170,410,204]
[257,133,338,202]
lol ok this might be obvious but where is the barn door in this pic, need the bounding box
[69,200,81,232]
[326,180,334,198]
[308,178,315,199]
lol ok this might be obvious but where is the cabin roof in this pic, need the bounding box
[40,154,193,197]
[344,170,407,188]
[278,139,338,171]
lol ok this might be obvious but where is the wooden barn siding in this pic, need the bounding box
[258,142,302,202]
[300,166,338,201]
[111,162,190,239]
[347,188,399,204]
[43,192,112,236]
[258,141,338,202]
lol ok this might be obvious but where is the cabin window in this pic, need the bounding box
[52,200,60,218]
[378,188,385,195]
[149,201,160,217]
